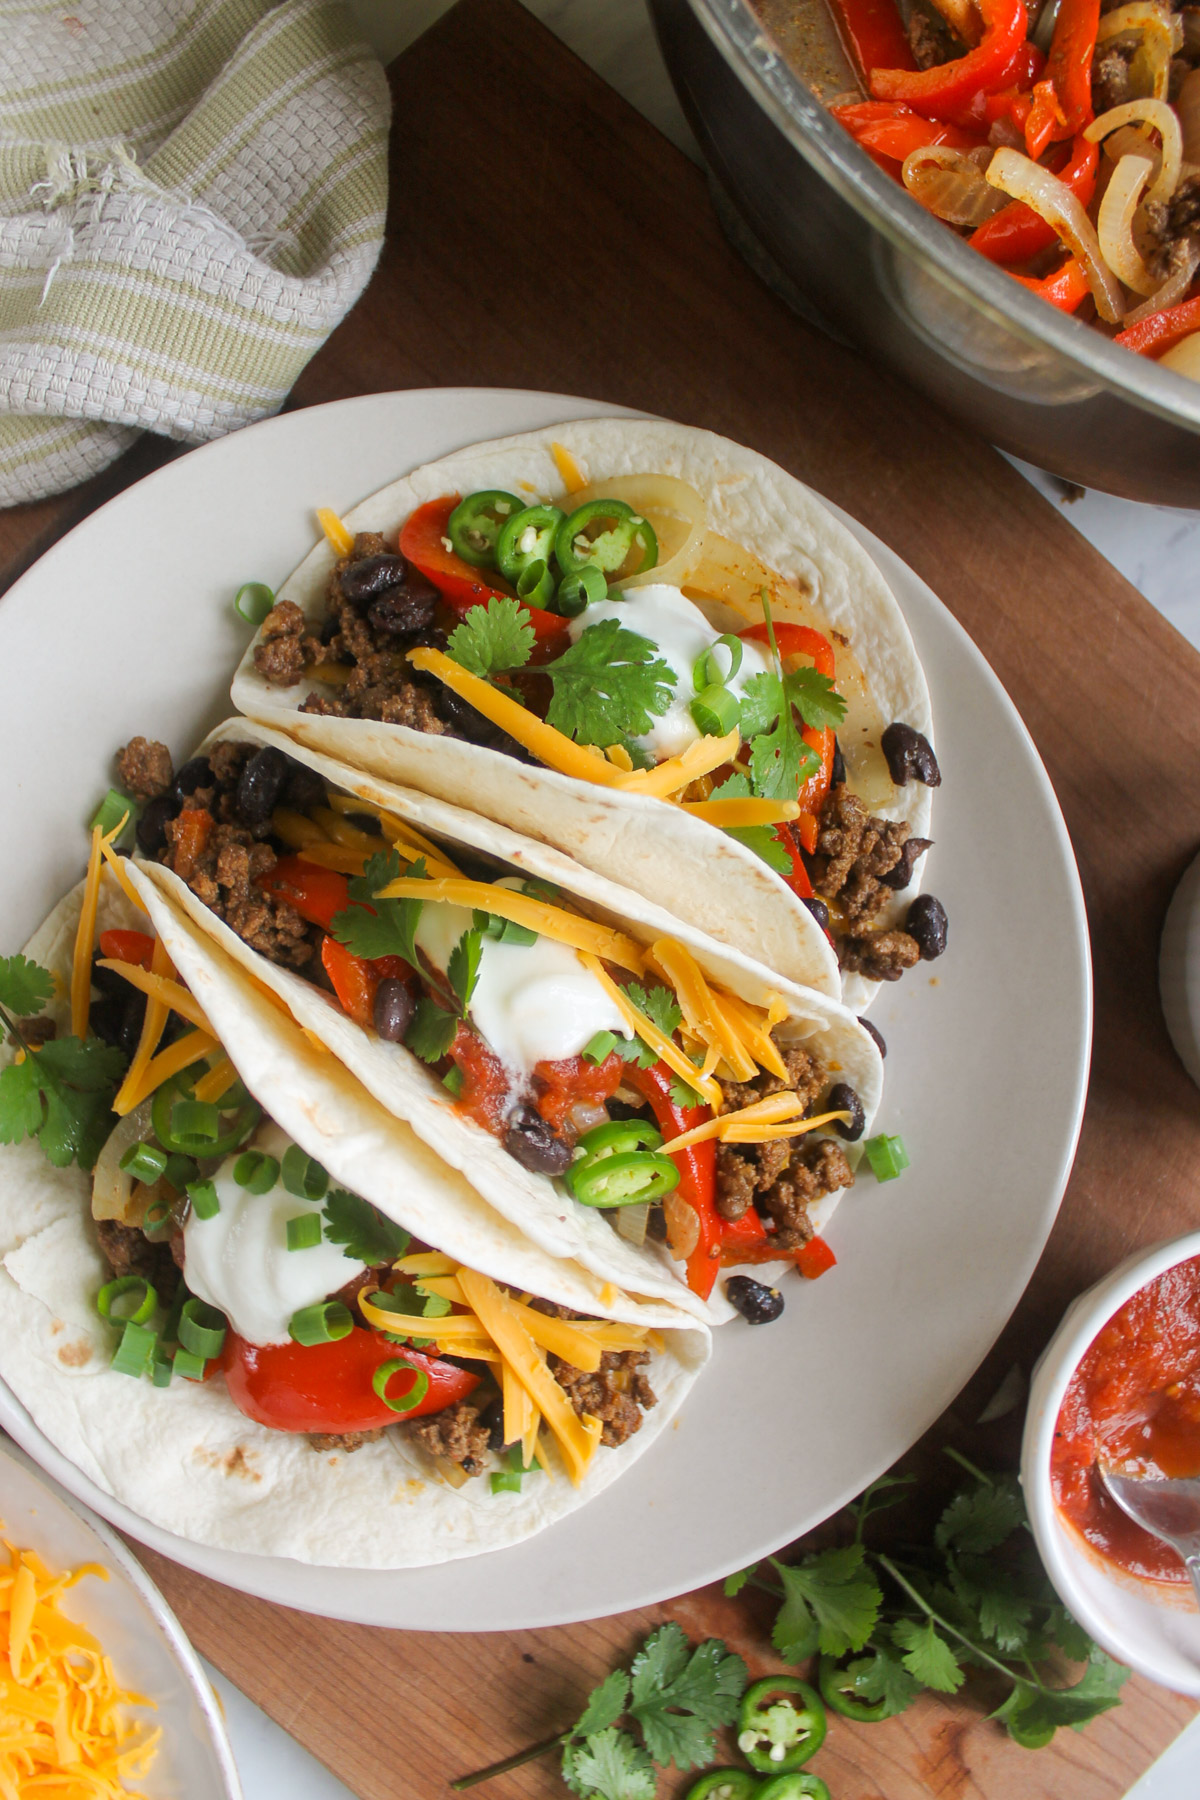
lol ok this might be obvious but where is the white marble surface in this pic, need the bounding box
[207,2,1200,1796]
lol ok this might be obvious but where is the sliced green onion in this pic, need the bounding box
[693,633,744,692]
[490,1445,539,1495]
[289,1300,353,1345]
[233,1150,280,1194]
[163,1153,199,1192]
[111,1321,156,1379]
[281,1144,328,1202]
[161,1282,188,1347]
[556,563,607,617]
[178,1297,227,1359]
[151,1346,174,1388]
[286,1212,323,1251]
[90,787,136,839]
[142,1199,176,1241]
[97,1275,157,1326]
[372,1358,431,1415]
[442,1065,465,1098]
[690,684,741,737]
[171,1100,221,1147]
[187,1178,220,1221]
[582,1030,618,1064]
[152,1073,260,1158]
[515,558,555,610]
[173,1346,208,1381]
[472,908,538,946]
[234,581,275,626]
[864,1133,910,1182]
[118,1140,169,1184]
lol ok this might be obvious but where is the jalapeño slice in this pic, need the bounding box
[496,503,565,581]
[554,498,658,580]
[151,1070,261,1158]
[447,491,525,568]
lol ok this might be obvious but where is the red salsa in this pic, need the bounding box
[1051,1253,1200,1583]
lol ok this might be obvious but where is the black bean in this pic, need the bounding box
[803,896,830,931]
[136,792,179,855]
[282,761,325,815]
[906,893,948,960]
[366,574,440,638]
[857,1016,887,1058]
[90,951,128,1001]
[503,1104,573,1176]
[344,811,383,837]
[830,736,846,789]
[339,553,409,604]
[235,746,290,827]
[173,755,212,801]
[91,987,147,1058]
[881,722,941,787]
[725,1275,785,1325]
[827,1082,865,1141]
[373,978,415,1043]
[478,1396,506,1452]
[881,836,934,891]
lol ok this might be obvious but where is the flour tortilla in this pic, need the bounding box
[231,417,935,1010]
[134,717,885,1323]
[0,875,707,1567]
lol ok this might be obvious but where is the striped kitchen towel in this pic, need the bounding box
[0,0,390,506]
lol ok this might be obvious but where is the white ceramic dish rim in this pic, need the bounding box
[1022,1229,1200,1696]
[0,387,1091,1628]
[0,1435,241,1798]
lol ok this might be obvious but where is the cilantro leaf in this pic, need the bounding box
[612,1033,657,1071]
[333,852,425,967]
[771,1546,882,1659]
[743,672,822,802]
[1047,1606,1095,1664]
[669,1072,706,1109]
[0,1036,126,1172]
[562,1729,655,1800]
[843,1642,921,1716]
[447,929,483,1017]
[951,1555,1034,1654]
[543,622,674,748]
[0,955,55,1018]
[892,1618,964,1694]
[624,983,681,1040]
[404,998,458,1065]
[935,1477,1025,1555]
[321,1188,410,1263]
[724,1566,757,1598]
[784,666,848,731]
[574,1670,631,1739]
[707,773,793,876]
[628,1625,746,1772]
[446,597,535,680]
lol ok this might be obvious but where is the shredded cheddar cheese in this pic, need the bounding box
[551,441,588,493]
[376,876,646,974]
[660,1100,852,1155]
[271,807,328,850]
[120,1029,219,1113]
[96,963,214,1037]
[316,506,355,557]
[324,793,462,877]
[193,1055,238,1105]
[610,730,740,799]
[649,938,757,1083]
[0,1538,160,1797]
[70,827,106,1041]
[678,796,801,827]
[97,840,147,916]
[579,954,723,1108]
[297,843,370,875]
[111,938,175,1118]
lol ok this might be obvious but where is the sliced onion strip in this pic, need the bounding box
[902,145,1008,227]
[1086,98,1182,202]
[1123,240,1200,325]
[92,1100,155,1222]
[566,474,706,591]
[1159,329,1200,378]
[986,147,1126,322]
[1097,153,1158,295]
[1096,2,1182,102]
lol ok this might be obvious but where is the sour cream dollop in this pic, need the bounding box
[567,583,772,762]
[413,879,632,1077]
[182,1123,364,1346]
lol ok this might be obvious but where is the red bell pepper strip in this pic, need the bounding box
[776,823,815,901]
[98,929,156,969]
[956,43,1045,130]
[399,495,570,654]
[320,936,410,1030]
[826,0,915,85]
[222,1329,479,1434]
[168,808,211,884]
[1114,294,1200,357]
[1024,77,1068,161]
[1009,256,1091,313]
[739,621,838,834]
[970,134,1098,264]
[1043,0,1100,135]
[448,1021,512,1135]
[829,101,982,162]
[795,1237,838,1280]
[255,855,350,932]
[869,0,1029,122]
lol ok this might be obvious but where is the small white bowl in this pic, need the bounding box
[1022,1229,1200,1696]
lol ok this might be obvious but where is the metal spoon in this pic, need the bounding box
[1099,1460,1200,1606]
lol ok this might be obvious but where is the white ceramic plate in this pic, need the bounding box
[0,388,1090,1629]
[0,1435,239,1798]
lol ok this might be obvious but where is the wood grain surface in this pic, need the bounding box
[3,0,1200,1793]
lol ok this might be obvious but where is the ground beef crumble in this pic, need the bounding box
[95,1219,181,1296]
[810,785,913,927]
[838,928,922,982]
[409,1399,492,1475]
[552,1350,657,1447]
[1145,175,1200,280]
[713,1051,853,1242]
[116,737,174,799]
[308,1430,385,1454]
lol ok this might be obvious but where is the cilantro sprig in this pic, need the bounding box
[321,1187,410,1263]
[739,590,847,801]
[444,598,674,752]
[453,1623,747,1797]
[330,850,427,965]
[0,954,126,1170]
[707,773,792,876]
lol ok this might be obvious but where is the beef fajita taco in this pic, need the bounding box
[0,864,707,1566]
[111,718,884,1312]
[230,418,947,1009]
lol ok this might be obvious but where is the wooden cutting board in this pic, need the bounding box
[4,0,1200,1792]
